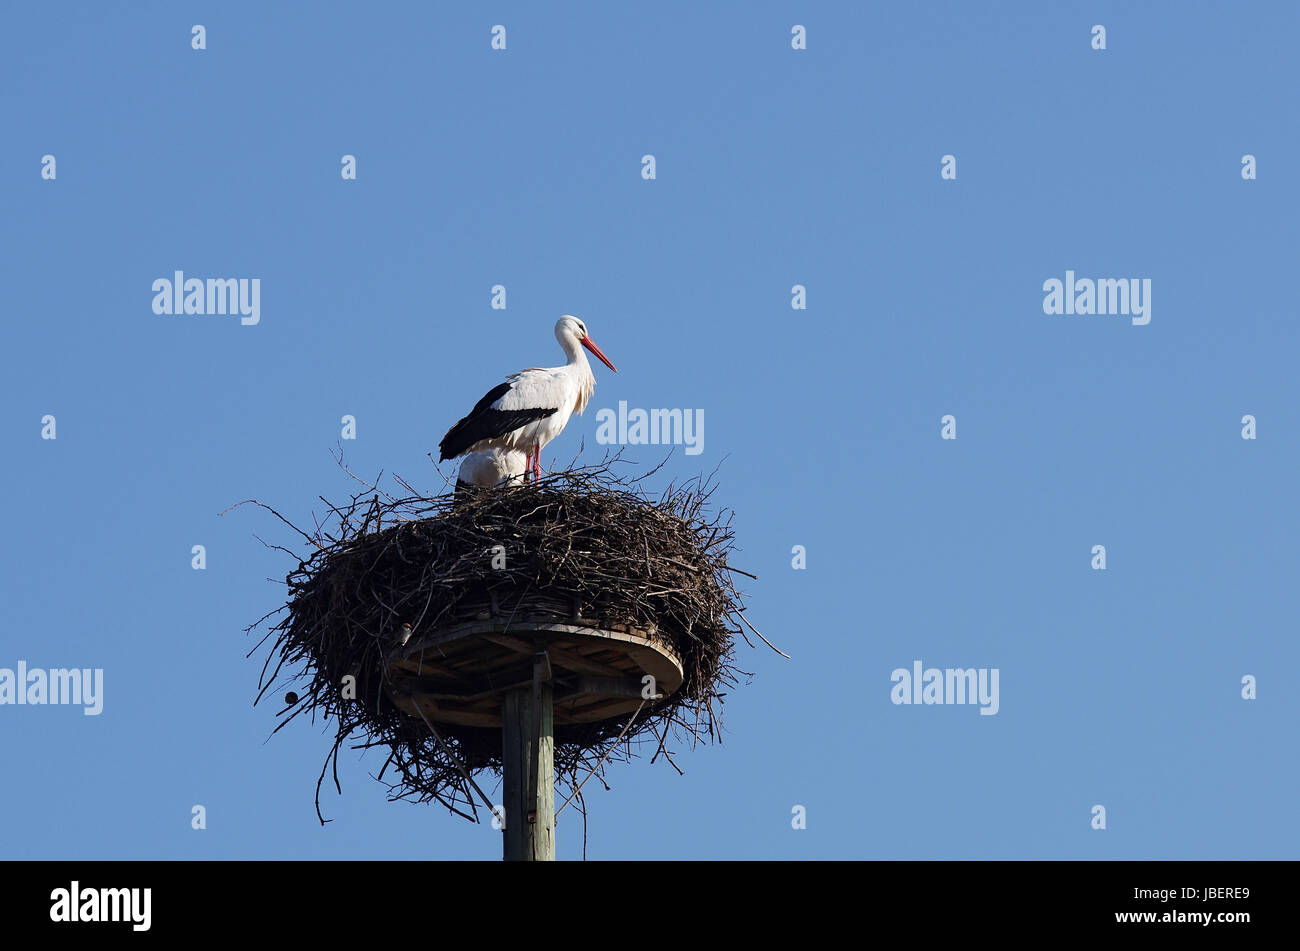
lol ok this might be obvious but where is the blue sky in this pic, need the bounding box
[1,1,1297,859]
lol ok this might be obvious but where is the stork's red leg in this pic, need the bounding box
[524,452,533,482]
[533,444,541,480]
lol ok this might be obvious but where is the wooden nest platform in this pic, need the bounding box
[244,457,758,825]
[388,618,684,728]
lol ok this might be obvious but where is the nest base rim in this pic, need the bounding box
[385,619,684,729]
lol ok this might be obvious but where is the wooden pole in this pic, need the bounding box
[501,663,554,861]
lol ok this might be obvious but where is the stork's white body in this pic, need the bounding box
[439,316,617,481]
[456,448,528,489]
[485,362,594,457]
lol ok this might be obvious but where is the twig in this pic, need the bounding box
[555,699,646,818]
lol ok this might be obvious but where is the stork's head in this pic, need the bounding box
[556,315,617,372]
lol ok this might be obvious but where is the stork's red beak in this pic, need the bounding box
[581,335,617,372]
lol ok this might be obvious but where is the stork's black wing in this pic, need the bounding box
[438,381,557,461]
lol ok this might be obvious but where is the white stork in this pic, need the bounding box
[439,316,617,480]
[454,447,528,494]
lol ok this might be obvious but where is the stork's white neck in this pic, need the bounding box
[558,332,588,366]
[558,333,596,414]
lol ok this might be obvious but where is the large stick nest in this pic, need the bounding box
[242,455,759,825]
